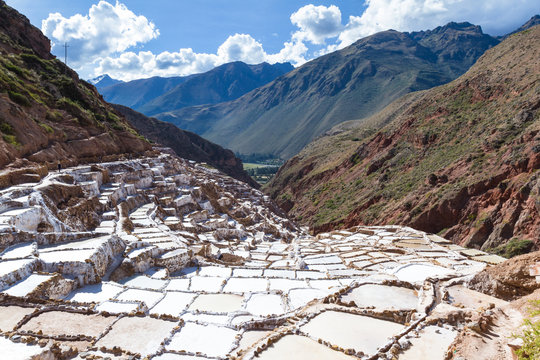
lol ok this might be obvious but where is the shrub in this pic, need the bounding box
[514,300,540,359]
[4,62,24,77]
[2,134,19,146]
[39,123,54,133]
[0,121,14,135]
[46,110,63,123]
[8,90,30,106]
[493,238,534,258]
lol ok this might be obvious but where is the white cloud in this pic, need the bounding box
[41,0,539,81]
[95,34,309,81]
[267,40,308,66]
[336,0,540,48]
[290,5,342,44]
[217,34,267,64]
[42,1,158,68]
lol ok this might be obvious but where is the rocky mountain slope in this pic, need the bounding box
[502,14,540,39]
[267,25,540,253]
[100,61,293,116]
[157,22,499,159]
[0,1,151,183]
[112,104,259,188]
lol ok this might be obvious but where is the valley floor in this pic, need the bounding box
[0,149,535,359]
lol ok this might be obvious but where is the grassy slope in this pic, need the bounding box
[266,26,540,251]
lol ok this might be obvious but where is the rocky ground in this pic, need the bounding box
[0,148,537,359]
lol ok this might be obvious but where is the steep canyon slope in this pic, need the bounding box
[158,22,499,159]
[267,25,540,253]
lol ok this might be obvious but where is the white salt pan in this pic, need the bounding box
[167,322,238,357]
[245,293,286,316]
[392,263,454,283]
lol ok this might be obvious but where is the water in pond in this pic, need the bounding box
[340,284,418,310]
[300,310,403,355]
[399,326,457,359]
[189,293,243,313]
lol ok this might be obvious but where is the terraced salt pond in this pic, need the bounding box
[340,284,418,310]
[301,311,404,356]
[0,153,508,359]
[257,335,355,360]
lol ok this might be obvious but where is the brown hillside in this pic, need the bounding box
[0,1,151,187]
[267,25,540,254]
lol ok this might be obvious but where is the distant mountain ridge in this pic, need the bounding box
[89,74,123,89]
[156,21,500,159]
[112,104,259,188]
[99,61,293,116]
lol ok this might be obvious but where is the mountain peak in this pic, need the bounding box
[89,74,124,90]
[502,14,540,38]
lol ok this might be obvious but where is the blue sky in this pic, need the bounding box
[5,0,539,80]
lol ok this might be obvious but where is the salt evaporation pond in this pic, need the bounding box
[95,301,140,314]
[2,274,52,297]
[257,335,354,360]
[166,322,238,357]
[340,284,418,310]
[400,326,457,359]
[95,316,177,356]
[0,336,47,359]
[189,293,243,313]
[151,292,196,316]
[392,263,454,283]
[0,306,35,332]
[300,310,404,355]
[66,282,124,303]
[244,293,285,316]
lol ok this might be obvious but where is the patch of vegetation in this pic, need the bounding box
[46,110,63,123]
[4,62,24,77]
[57,97,94,125]
[2,134,18,146]
[8,90,30,106]
[491,238,534,258]
[39,123,54,133]
[0,120,20,147]
[0,121,14,135]
[513,300,540,359]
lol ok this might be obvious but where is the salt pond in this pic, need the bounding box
[301,310,404,355]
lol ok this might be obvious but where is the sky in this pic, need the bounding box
[5,0,539,81]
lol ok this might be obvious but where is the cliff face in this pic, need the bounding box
[0,1,151,186]
[267,25,540,253]
[112,104,259,188]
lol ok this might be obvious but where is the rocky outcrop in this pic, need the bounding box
[0,1,52,60]
[467,251,540,300]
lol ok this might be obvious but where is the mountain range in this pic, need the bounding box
[98,61,293,116]
[155,22,500,159]
[266,23,540,253]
